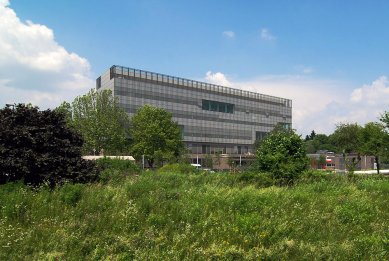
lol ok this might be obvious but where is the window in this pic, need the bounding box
[218,103,226,113]
[202,100,234,114]
[202,145,210,154]
[202,100,210,110]
[256,131,267,141]
[96,77,101,89]
[226,104,234,113]
[210,101,218,111]
[178,125,184,139]
[278,122,291,130]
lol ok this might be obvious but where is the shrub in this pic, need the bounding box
[95,157,140,173]
[158,163,198,174]
[255,127,309,184]
[237,172,274,187]
[298,169,333,183]
[59,183,84,206]
[0,104,98,187]
[99,169,129,185]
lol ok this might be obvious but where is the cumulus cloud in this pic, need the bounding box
[203,71,389,136]
[295,76,389,134]
[0,1,94,109]
[222,30,235,38]
[205,71,232,87]
[344,76,389,120]
[260,28,275,41]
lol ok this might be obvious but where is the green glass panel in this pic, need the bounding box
[210,101,218,111]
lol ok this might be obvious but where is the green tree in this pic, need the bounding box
[255,128,309,183]
[130,105,184,168]
[305,133,336,153]
[56,101,72,123]
[318,154,326,169]
[214,151,222,167]
[330,123,363,153]
[360,122,388,174]
[57,89,130,155]
[227,156,237,172]
[330,123,363,173]
[0,104,98,187]
[380,111,389,129]
[203,154,213,169]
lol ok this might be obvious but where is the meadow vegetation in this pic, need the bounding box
[1,167,388,260]
[1,104,389,259]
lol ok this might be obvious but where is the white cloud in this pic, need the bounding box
[233,75,348,135]
[0,1,93,109]
[205,71,232,87]
[222,30,235,38]
[260,28,275,41]
[203,71,389,136]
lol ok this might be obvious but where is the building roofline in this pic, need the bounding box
[105,65,292,106]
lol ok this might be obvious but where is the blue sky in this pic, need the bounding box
[1,0,389,135]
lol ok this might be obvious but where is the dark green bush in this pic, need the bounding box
[0,104,98,187]
[158,163,198,174]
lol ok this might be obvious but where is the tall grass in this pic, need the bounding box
[0,171,388,259]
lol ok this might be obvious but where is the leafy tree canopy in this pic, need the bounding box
[304,133,337,153]
[380,111,389,128]
[360,122,389,174]
[305,130,317,141]
[255,128,309,183]
[130,105,184,167]
[56,89,130,155]
[0,104,98,187]
[330,123,363,153]
[202,154,213,169]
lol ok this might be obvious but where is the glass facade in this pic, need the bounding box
[97,65,292,154]
[202,100,234,113]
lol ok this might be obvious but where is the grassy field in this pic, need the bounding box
[0,170,388,260]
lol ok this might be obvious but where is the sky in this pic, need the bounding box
[1,0,389,136]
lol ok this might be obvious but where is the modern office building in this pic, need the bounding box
[97,65,292,160]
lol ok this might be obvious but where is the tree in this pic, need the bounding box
[304,130,316,141]
[255,128,309,183]
[214,151,222,167]
[304,133,336,153]
[380,111,389,129]
[330,123,363,153]
[318,154,326,169]
[203,154,213,169]
[330,123,363,173]
[57,89,130,155]
[0,104,98,187]
[227,156,237,172]
[360,122,388,174]
[310,130,316,140]
[130,105,184,168]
